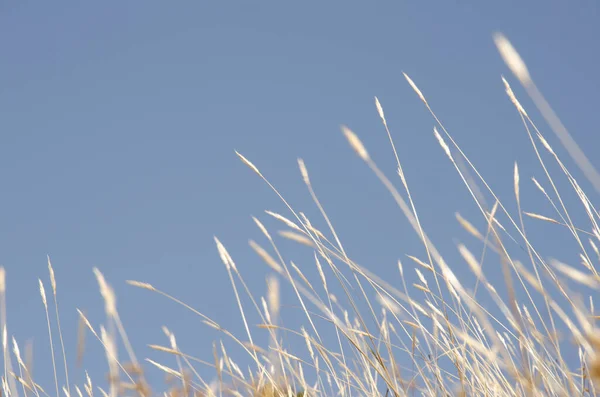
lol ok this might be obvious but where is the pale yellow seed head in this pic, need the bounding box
[214,237,236,271]
[374,96,386,124]
[299,212,323,239]
[267,275,280,320]
[100,326,117,366]
[488,200,500,226]
[501,76,528,116]
[249,240,282,273]
[252,216,272,240]
[265,210,302,231]
[514,161,520,202]
[403,72,427,104]
[441,266,461,293]
[458,244,482,278]
[278,230,314,247]
[314,254,327,290]
[415,268,428,285]
[168,332,177,350]
[203,319,221,330]
[376,294,402,316]
[86,372,92,395]
[397,167,407,189]
[161,326,172,338]
[39,279,47,308]
[406,255,433,272]
[126,280,155,291]
[47,255,56,295]
[580,254,593,272]
[301,328,315,360]
[0,267,5,294]
[551,259,598,288]
[434,127,452,160]
[524,212,560,225]
[455,212,483,240]
[404,321,419,329]
[589,239,599,259]
[298,158,310,186]
[93,268,116,316]
[235,151,262,176]
[12,337,24,367]
[494,33,531,84]
[341,125,369,161]
[261,296,271,324]
[146,358,181,377]
[537,132,555,155]
[531,177,546,195]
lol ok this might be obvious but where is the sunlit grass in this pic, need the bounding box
[2,33,599,397]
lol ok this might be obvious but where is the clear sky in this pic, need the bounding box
[1,1,599,392]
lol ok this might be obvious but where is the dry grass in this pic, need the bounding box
[2,33,600,397]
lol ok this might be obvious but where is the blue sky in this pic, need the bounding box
[1,1,599,392]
